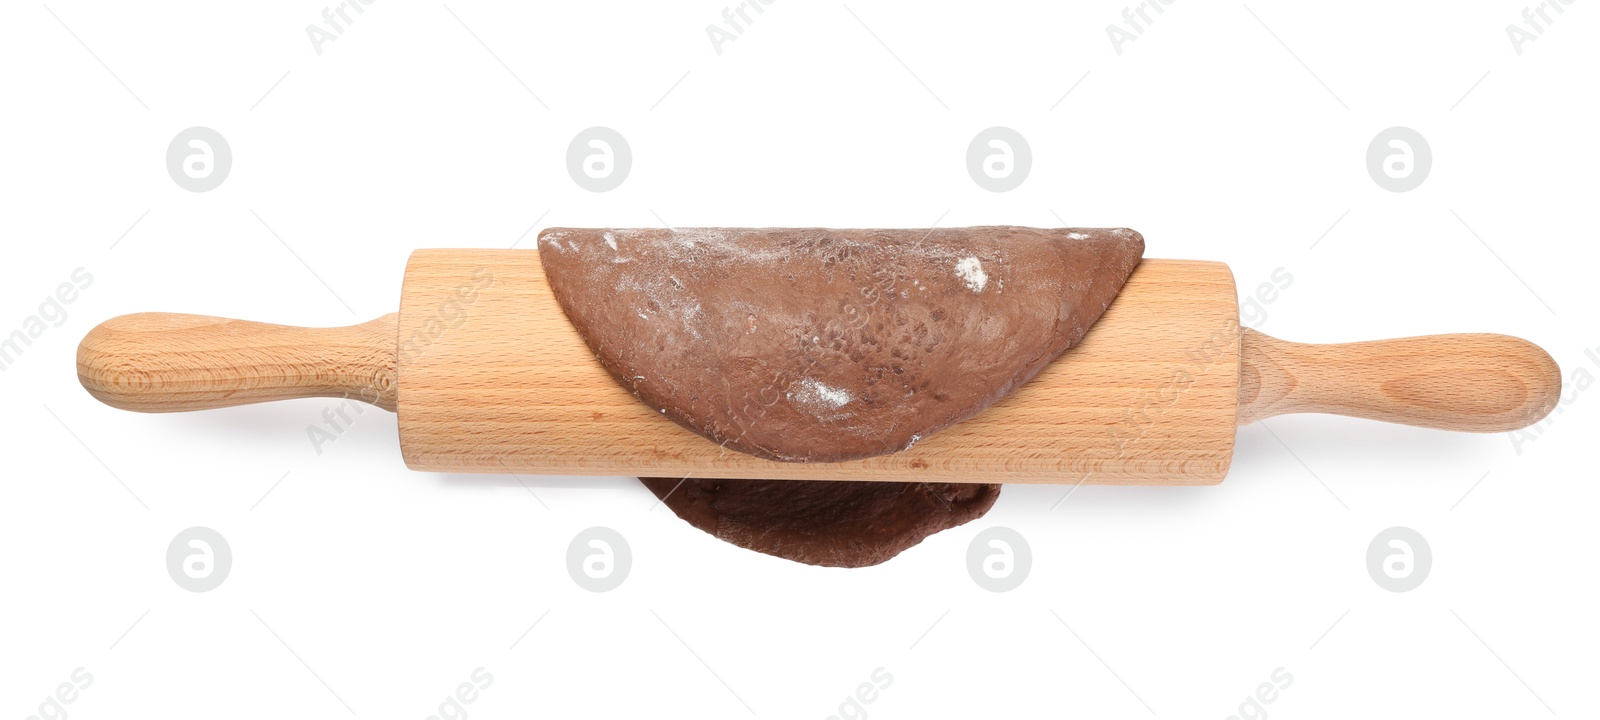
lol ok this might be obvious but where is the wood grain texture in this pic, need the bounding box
[1236,328,1560,431]
[78,312,398,412]
[396,250,1242,484]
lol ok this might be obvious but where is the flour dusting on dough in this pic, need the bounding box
[681,302,704,339]
[789,378,852,416]
[955,257,988,293]
[603,231,618,250]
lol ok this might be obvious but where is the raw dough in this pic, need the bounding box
[539,226,1144,462]
[639,476,1000,567]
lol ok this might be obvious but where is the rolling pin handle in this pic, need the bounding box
[77,312,399,413]
[1237,328,1561,432]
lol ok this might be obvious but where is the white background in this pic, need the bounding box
[2,2,1596,718]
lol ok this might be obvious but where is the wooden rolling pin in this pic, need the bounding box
[76,249,1560,485]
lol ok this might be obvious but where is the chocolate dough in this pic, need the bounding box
[539,226,1144,462]
[640,476,1001,567]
